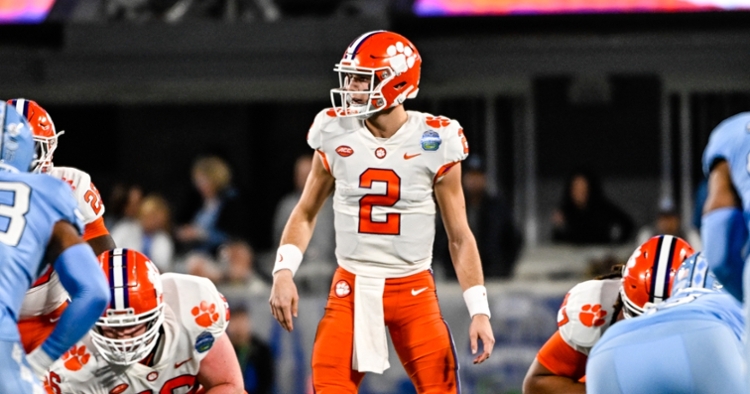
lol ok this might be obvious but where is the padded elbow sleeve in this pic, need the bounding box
[701,207,748,301]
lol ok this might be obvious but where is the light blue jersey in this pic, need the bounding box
[0,170,82,341]
[586,290,745,394]
[703,112,750,214]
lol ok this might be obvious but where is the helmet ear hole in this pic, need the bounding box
[394,82,407,90]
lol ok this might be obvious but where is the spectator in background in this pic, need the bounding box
[435,155,522,279]
[111,194,175,271]
[175,156,248,255]
[225,305,275,394]
[272,154,335,294]
[186,239,269,295]
[552,168,635,245]
[636,197,701,250]
[104,182,143,230]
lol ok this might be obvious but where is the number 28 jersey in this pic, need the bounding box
[307,109,469,278]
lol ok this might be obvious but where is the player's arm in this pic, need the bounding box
[523,332,587,394]
[196,334,244,393]
[269,151,335,332]
[701,160,746,301]
[26,220,110,379]
[434,162,495,364]
[83,217,116,256]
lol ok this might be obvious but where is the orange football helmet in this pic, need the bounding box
[91,248,164,366]
[330,30,422,119]
[620,235,694,318]
[6,98,63,173]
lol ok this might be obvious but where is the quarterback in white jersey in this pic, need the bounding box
[523,235,694,394]
[8,98,117,354]
[270,31,493,393]
[46,249,243,394]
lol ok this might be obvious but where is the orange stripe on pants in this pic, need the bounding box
[312,267,460,393]
[18,302,67,354]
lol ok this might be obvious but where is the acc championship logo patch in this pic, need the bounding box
[195,331,215,353]
[109,383,129,394]
[336,145,354,157]
[421,130,441,151]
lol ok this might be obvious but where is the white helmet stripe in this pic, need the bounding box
[652,235,675,302]
[112,248,125,310]
[13,99,26,117]
[344,30,386,60]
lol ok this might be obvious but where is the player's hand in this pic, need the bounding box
[469,314,494,364]
[269,270,299,332]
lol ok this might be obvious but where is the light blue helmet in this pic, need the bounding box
[670,251,722,296]
[0,102,35,173]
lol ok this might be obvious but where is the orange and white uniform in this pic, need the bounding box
[536,279,620,380]
[309,108,468,393]
[19,166,108,353]
[45,273,229,394]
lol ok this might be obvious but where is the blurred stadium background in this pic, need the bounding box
[2,0,750,393]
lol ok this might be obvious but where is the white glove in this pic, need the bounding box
[26,347,55,381]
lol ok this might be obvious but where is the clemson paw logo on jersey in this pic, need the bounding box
[192,301,220,328]
[579,304,607,327]
[425,116,451,129]
[335,280,351,298]
[62,345,90,371]
[385,41,417,74]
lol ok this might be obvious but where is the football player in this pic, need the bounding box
[0,102,109,393]
[523,235,694,393]
[6,98,117,354]
[46,248,244,394]
[586,252,745,393]
[269,30,494,393]
[700,112,750,302]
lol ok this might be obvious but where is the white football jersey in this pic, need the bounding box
[48,166,105,225]
[46,274,229,394]
[20,167,106,319]
[557,279,620,356]
[308,109,469,278]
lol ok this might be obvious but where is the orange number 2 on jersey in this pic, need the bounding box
[83,183,103,215]
[359,168,401,235]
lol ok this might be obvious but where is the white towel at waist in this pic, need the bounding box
[352,275,390,374]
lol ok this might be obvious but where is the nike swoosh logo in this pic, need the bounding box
[278,254,284,262]
[175,357,193,368]
[403,153,421,160]
[49,316,61,323]
[411,287,429,296]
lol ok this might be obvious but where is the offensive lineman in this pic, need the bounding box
[7,98,117,354]
[46,248,244,394]
[269,30,494,393]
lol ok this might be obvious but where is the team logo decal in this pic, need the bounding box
[192,300,220,328]
[147,371,159,381]
[61,345,90,372]
[579,304,607,328]
[335,280,351,298]
[336,145,354,157]
[109,383,129,394]
[385,41,418,74]
[195,331,215,353]
[375,147,387,159]
[425,116,451,128]
[421,130,441,151]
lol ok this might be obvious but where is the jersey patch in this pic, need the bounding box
[421,130,441,151]
[194,331,214,353]
[191,301,220,328]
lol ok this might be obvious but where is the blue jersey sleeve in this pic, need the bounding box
[702,112,750,177]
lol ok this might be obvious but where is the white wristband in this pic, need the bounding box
[463,285,491,319]
[26,347,55,380]
[272,244,303,277]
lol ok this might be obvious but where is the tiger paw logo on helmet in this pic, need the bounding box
[385,41,418,74]
[62,345,90,371]
[192,301,220,328]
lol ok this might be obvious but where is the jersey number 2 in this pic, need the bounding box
[0,182,30,247]
[359,168,401,235]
